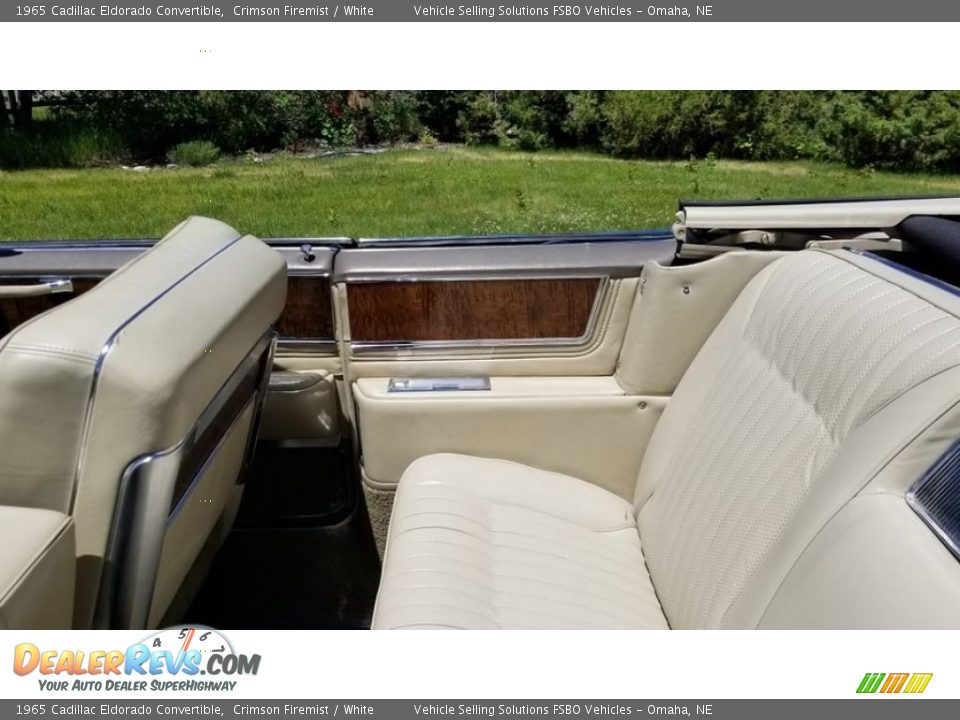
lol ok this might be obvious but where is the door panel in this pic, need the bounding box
[275,276,335,341]
[347,277,602,343]
[354,376,666,500]
[339,277,638,377]
[0,243,341,351]
[336,235,677,553]
[0,278,98,335]
[337,238,674,374]
[0,228,679,559]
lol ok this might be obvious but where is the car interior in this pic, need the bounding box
[1,196,959,630]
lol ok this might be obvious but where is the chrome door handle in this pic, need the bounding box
[0,279,74,298]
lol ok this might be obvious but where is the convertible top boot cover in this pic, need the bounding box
[0,216,287,628]
[373,249,960,629]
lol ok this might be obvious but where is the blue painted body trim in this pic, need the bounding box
[856,250,960,298]
[0,228,674,250]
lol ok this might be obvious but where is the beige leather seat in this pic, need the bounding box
[0,506,74,629]
[0,217,287,629]
[373,249,960,629]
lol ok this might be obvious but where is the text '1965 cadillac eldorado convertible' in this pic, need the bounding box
[1,195,959,630]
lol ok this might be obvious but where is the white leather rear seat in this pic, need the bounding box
[375,454,668,629]
[373,249,960,629]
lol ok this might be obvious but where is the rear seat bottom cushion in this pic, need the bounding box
[372,454,668,630]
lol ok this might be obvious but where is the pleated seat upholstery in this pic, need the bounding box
[373,249,960,630]
[373,454,668,629]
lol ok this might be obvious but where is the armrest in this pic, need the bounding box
[354,376,667,499]
[0,506,75,629]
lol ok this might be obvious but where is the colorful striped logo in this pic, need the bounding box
[857,672,933,694]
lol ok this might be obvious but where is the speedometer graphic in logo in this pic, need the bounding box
[143,626,234,657]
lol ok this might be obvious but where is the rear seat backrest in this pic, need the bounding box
[635,250,960,629]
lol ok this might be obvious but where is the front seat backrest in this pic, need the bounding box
[0,217,287,628]
[635,249,960,629]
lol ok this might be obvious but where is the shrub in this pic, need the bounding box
[458,92,501,145]
[418,127,438,146]
[746,91,838,161]
[496,91,565,150]
[562,91,605,146]
[415,91,474,141]
[70,91,354,160]
[600,91,764,159]
[0,118,127,169]
[368,91,422,143]
[167,140,220,167]
[13,90,960,173]
[825,91,960,172]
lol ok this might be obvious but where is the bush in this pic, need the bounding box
[414,91,474,141]
[825,91,960,172]
[562,91,605,147]
[368,91,422,143]
[746,91,838,161]
[0,119,127,169]
[496,92,565,150]
[418,127,438,146]
[167,140,220,167]
[458,92,501,145]
[12,90,960,173]
[69,90,354,160]
[600,91,765,159]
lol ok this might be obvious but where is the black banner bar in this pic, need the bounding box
[1,700,955,719]
[3,0,958,22]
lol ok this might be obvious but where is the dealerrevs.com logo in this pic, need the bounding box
[13,627,260,692]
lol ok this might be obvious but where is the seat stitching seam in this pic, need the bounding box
[389,548,656,601]
[380,577,657,625]
[389,523,643,572]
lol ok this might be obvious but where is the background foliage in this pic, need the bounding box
[4,90,960,172]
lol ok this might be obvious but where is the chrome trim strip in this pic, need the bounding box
[0,245,335,278]
[348,276,609,357]
[268,371,323,393]
[239,333,277,487]
[332,239,676,283]
[100,443,182,630]
[388,377,491,392]
[274,246,337,276]
[906,439,960,562]
[0,247,145,276]
[71,232,247,513]
[277,339,339,354]
[96,331,275,629]
[48,278,74,293]
[0,278,73,298]
[355,228,673,248]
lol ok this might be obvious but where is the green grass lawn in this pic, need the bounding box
[3,146,960,241]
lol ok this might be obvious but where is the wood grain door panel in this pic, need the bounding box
[275,276,335,341]
[0,278,99,336]
[0,275,335,345]
[347,277,602,343]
